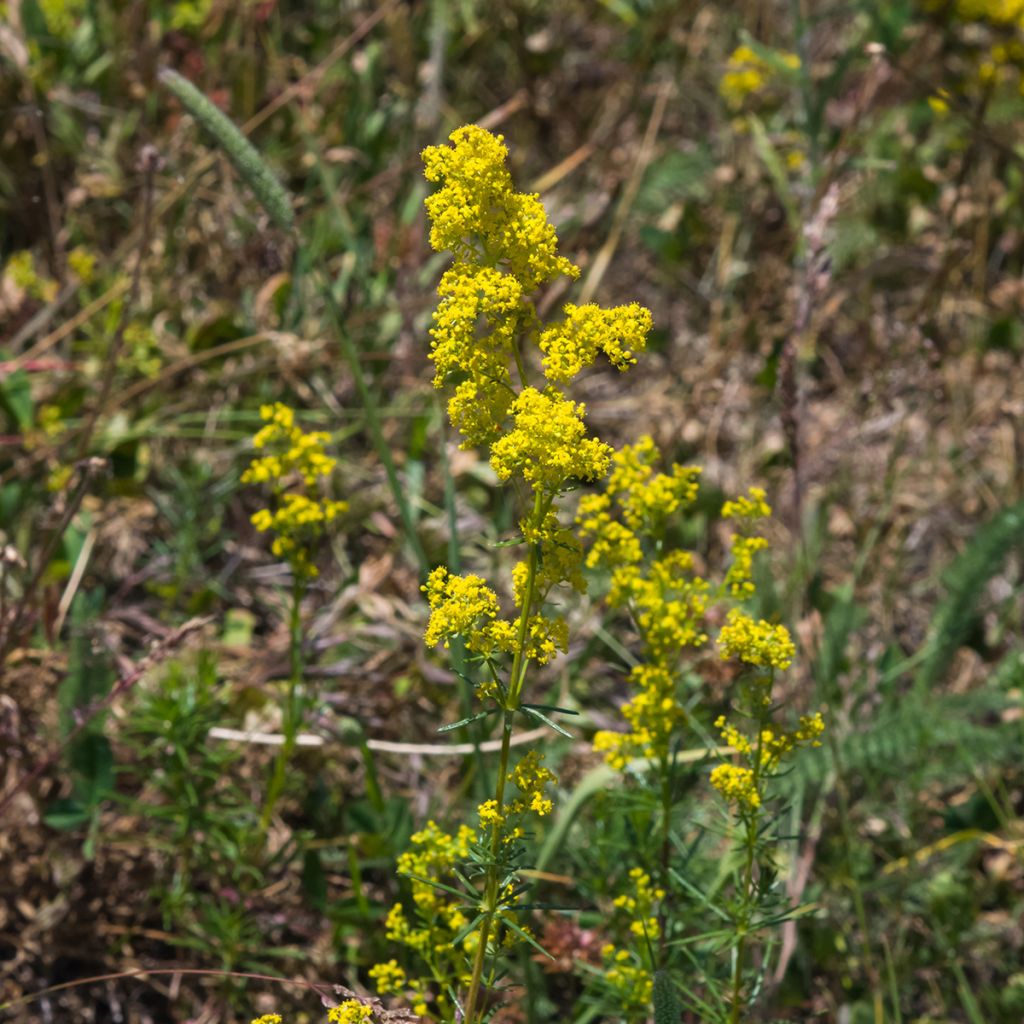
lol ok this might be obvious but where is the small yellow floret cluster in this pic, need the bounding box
[384,821,477,1016]
[612,867,665,940]
[710,712,825,811]
[600,943,654,1012]
[368,959,406,995]
[539,302,651,383]
[709,763,761,809]
[5,250,58,302]
[422,125,577,289]
[490,387,612,488]
[242,403,346,580]
[577,438,701,565]
[422,566,568,668]
[717,608,796,670]
[719,44,800,108]
[327,1001,373,1024]
[508,749,557,816]
[593,662,688,770]
[722,486,771,520]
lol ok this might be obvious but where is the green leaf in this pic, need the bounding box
[519,704,573,738]
[438,707,499,733]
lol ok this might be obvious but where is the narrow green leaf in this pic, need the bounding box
[520,704,573,738]
[438,708,499,733]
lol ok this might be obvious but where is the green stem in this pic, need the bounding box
[462,488,547,1024]
[259,577,304,837]
[729,679,770,1024]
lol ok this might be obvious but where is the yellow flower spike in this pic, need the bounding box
[722,486,771,520]
[422,124,578,289]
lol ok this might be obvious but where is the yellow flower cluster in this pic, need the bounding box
[508,749,557,816]
[242,403,346,581]
[422,566,569,669]
[368,959,406,995]
[5,250,58,303]
[384,820,477,1017]
[327,1002,373,1024]
[490,387,612,489]
[242,403,338,487]
[710,712,825,810]
[722,486,771,520]
[600,944,654,1012]
[579,439,710,767]
[423,125,578,289]
[539,302,652,383]
[709,763,760,809]
[725,535,769,598]
[577,438,701,564]
[719,44,800,109]
[717,608,795,670]
[422,568,500,649]
[423,124,650,490]
[593,663,687,770]
[612,867,665,940]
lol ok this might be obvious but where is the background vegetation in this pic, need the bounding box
[1,0,1023,1021]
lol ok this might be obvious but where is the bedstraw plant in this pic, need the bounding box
[242,402,347,836]
[236,124,822,1022]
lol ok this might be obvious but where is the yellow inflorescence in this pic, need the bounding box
[422,567,500,649]
[717,608,796,670]
[538,302,652,383]
[612,867,665,940]
[243,403,338,487]
[722,486,771,520]
[489,387,612,489]
[593,662,688,769]
[508,749,557,816]
[600,943,654,1012]
[243,403,346,580]
[327,1001,373,1024]
[710,763,761,809]
[725,534,769,598]
[422,125,578,289]
[606,437,702,532]
[368,959,407,995]
[719,44,800,109]
[711,711,824,811]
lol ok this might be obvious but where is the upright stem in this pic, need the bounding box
[461,489,546,1024]
[259,578,304,837]
[729,683,770,1024]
